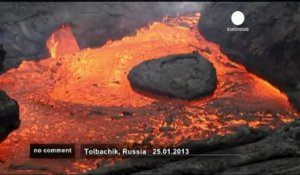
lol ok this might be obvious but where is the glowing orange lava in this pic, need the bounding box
[0,13,298,174]
[46,24,80,58]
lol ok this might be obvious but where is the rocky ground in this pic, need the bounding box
[87,119,300,174]
[198,2,300,111]
[128,52,217,100]
[0,90,20,142]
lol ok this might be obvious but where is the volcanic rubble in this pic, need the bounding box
[87,118,300,175]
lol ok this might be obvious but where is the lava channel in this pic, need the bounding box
[0,13,298,174]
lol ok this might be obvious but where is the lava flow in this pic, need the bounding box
[0,13,298,174]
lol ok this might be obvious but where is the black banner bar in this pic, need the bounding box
[30,144,75,158]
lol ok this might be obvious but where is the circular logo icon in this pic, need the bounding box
[231,11,245,26]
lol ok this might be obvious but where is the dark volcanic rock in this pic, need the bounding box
[87,119,300,175]
[221,157,300,175]
[288,91,300,112]
[0,90,20,142]
[9,163,49,171]
[128,52,217,100]
[198,2,300,111]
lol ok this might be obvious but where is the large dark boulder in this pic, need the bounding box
[198,2,300,111]
[128,52,217,100]
[0,90,20,142]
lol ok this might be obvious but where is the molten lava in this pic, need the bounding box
[0,13,298,174]
[46,24,80,58]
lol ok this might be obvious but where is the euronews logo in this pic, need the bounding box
[227,11,249,32]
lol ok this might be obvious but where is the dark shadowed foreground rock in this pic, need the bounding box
[0,90,20,142]
[9,163,49,171]
[87,119,300,175]
[128,52,217,100]
[198,2,300,111]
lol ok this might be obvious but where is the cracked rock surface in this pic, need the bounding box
[87,119,300,174]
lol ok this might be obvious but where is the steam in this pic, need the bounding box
[158,2,208,15]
